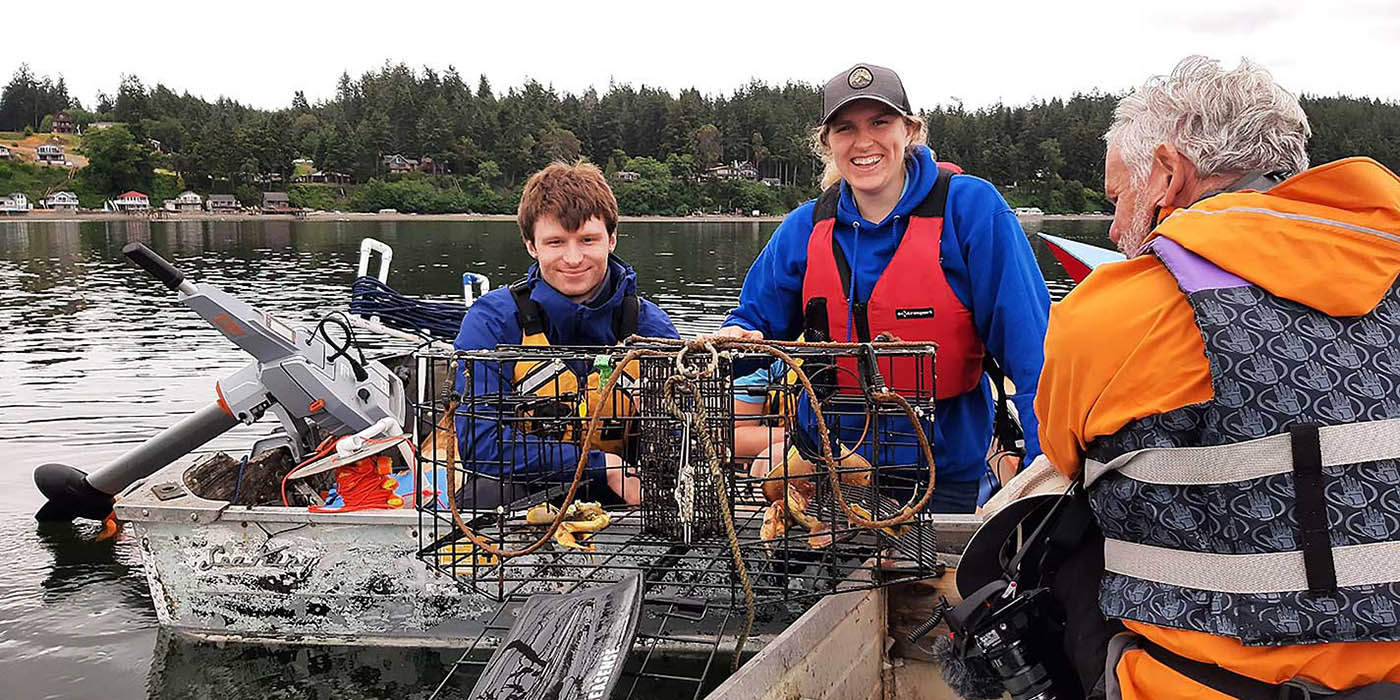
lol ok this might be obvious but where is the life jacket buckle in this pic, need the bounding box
[1280,679,1335,700]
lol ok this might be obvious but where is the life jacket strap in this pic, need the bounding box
[1139,639,1345,700]
[508,275,642,342]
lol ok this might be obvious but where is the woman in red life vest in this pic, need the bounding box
[719,63,1050,513]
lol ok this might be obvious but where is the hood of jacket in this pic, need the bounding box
[1156,157,1400,317]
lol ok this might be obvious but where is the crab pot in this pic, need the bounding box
[410,342,946,608]
[636,353,735,540]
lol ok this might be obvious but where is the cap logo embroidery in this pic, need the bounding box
[847,67,873,90]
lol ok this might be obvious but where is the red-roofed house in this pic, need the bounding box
[112,191,150,212]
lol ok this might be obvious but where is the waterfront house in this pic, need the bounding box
[0,192,30,213]
[382,154,418,174]
[51,112,75,134]
[207,194,240,212]
[170,191,203,212]
[113,191,151,211]
[43,191,80,211]
[261,191,293,212]
[35,143,65,164]
[701,160,759,181]
[294,170,351,185]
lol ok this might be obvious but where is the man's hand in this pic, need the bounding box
[713,325,764,341]
[603,453,642,505]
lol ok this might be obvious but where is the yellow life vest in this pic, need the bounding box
[508,278,640,456]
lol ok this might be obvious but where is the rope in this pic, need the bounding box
[662,373,754,672]
[350,276,468,341]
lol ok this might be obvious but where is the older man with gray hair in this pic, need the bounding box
[1029,56,1400,699]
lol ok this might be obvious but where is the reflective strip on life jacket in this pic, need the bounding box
[1084,416,1400,487]
[801,166,984,399]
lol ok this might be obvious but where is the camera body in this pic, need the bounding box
[938,579,1081,700]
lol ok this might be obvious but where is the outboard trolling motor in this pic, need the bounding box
[34,242,405,522]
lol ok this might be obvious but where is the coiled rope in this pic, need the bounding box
[349,276,467,341]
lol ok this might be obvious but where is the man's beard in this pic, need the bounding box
[1116,196,1155,256]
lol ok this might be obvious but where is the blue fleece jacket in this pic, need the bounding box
[725,146,1049,483]
[453,256,679,480]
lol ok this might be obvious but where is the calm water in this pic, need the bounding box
[0,216,1109,699]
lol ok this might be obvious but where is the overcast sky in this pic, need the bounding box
[5,0,1398,112]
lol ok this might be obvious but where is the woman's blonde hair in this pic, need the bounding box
[810,111,930,189]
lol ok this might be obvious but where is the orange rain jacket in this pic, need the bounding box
[1036,157,1400,699]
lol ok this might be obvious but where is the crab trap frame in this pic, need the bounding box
[412,339,948,613]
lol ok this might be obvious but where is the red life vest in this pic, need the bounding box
[801,165,985,399]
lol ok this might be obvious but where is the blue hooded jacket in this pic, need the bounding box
[453,256,679,479]
[725,146,1049,483]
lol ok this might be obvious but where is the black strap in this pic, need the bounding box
[831,236,854,301]
[1139,640,1330,700]
[509,277,546,337]
[1291,423,1337,594]
[615,293,639,339]
[509,275,641,342]
[851,301,872,342]
[985,356,1025,458]
[811,184,840,225]
[910,166,957,218]
[803,298,831,342]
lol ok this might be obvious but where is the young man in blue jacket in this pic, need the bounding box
[718,64,1050,513]
[453,161,679,507]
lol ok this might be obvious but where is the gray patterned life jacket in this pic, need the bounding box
[1083,235,1400,646]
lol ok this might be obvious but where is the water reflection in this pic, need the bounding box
[147,630,466,700]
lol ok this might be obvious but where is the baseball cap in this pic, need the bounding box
[821,63,913,124]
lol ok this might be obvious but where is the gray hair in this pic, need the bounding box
[1105,56,1311,184]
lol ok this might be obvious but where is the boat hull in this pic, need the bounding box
[117,462,497,646]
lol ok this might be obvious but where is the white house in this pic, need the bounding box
[701,160,760,181]
[43,191,79,211]
[35,143,64,163]
[0,192,31,213]
[169,191,203,212]
[0,145,11,159]
[112,191,151,212]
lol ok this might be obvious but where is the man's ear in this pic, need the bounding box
[1152,144,1197,208]
[607,232,617,253]
[523,238,538,259]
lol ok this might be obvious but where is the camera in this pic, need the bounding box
[914,577,1082,700]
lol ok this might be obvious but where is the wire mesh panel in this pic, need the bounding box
[413,340,946,610]
[637,352,734,542]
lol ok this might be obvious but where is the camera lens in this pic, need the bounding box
[982,634,1057,700]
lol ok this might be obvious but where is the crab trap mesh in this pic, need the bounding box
[412,340,947,610]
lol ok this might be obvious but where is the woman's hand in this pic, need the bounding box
[713,325,765,341]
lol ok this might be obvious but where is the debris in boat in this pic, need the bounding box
[184,449,304,505]
[436,539,500,568]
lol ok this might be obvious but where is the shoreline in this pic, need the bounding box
[0,210,1113,224]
